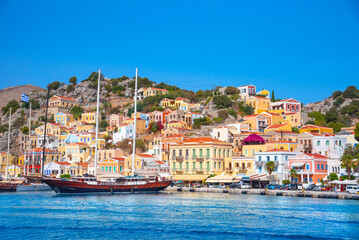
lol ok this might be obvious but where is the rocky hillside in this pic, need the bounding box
[0,84,44,111]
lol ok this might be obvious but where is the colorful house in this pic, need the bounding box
[54,112,75,127]
[138,87,169,99]
[258,89,270,99]
[288,153,329,184]
[264,123,292,133]
[81,112,96,124]
[65,142,90,163]
[99,157,125,173]
[299,124,333,134]
[270,98,301,114]
[48,95,77,114]
[246,96,271,114]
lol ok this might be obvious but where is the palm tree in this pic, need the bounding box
[265,161,275,183]
[340,155,355,180]
[289,168,298,183]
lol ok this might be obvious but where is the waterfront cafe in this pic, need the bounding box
[205,175,241,186]
[172,174,210,184]
[249,173,280,188]
[329,180,358,192]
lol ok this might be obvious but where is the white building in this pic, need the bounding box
[37,135,59,151]
[237,84,256,101]
[43,161,71,177]
[113,123,134,144]
[254,150,299,183]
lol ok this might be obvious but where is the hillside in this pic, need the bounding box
[0,84,44,113]
[303,85,359,131]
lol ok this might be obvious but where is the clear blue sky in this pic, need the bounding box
[1,0,358,104]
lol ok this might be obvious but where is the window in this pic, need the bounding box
[219,162,221,169]
[214,149,217,157]
[321,164,324,170]
[206,149,210,158]
[227,150,230,157]
[266,156,270,161]
[317,164,320,170]
[173,150,176,157]
[105,166,108,171]
[245,150,248,156]
[192,149,196,158]
[113,167,116,172]
[179,150,182,156]
[172,162,176,170]
[326,165,327,170]
[326,140,329,146]
[251,149,254,156]
[186,149,189,157]
[214,162,217,169]
[193,162,196,171]
[259,156,262,161]
[219,149,221,157]
[274,156,278,161]
[179,162,182,170]
[200,162,203,170]
[186,162,189,171]
[109,166,112,172]
[199,149,203,158]
[317,141,320,146]
[206,162,210,171]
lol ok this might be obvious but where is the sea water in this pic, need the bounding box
[0,191,358,239]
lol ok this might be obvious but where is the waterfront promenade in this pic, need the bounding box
[166,186,359,200]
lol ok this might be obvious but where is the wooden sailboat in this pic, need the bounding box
[39,69,172,194]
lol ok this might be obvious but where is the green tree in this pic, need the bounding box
[99,120,109,131]
[227,109,237,119]
[2,100,20,115]
[292,127,299,133]
[238,102,254,116]
[218,109,228,120]
[343,86,359,98]
[21,126,29,134]
[340,155,356,180]
[289,168,298,183]
[354,123,359,142]
[331,90,342,99]
[22,99,40,110]
[213,95,232,109]
[225,86,239,95]
[328,173,339,181]
[333,96,345,107]
[69,76,77,85]
[308,111,326,126]
[67,84,75,93]
[48,81,61,90]
[69,105,84,119]
[271,90,275,102]
[265,161,276,183]
[325,108,339,123]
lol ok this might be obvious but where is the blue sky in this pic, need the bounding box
[1,0,358,103]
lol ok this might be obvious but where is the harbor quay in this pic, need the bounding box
[166,186,359,200]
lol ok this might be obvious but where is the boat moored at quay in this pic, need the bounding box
[40,176,172,194]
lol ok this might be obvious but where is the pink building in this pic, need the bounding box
[108,114,125,130]
[149,111,164,124]
[270,98,301,113]
[288,153,328,184]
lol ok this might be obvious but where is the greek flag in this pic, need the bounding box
[21,93,29,103]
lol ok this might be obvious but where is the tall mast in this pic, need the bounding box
[94,69,101,177]
[27,101,32,175]
[41,87,50,176]
[6,107,12,180]
[131,68,138,176]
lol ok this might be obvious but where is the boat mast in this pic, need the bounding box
[6,107,12,180]
[41,87,50,177]
[27,101,31,175]
[94,69,101,177]
[131,68,138,176]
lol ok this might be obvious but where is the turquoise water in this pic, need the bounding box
[0,192,358,240]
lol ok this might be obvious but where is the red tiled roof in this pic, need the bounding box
[182,137,225,143]
[268,140,297,144]
[30,148,59,153]
[53,161,71,166]
[305,153,328,159]
[149,87,168,91]
[137,153,156,158]
[67,143,89,146]
[266,124,287,129]
[154,160,165,165]
[162,134,185,139]
[176,97,190,101]
[173,127,191,130]
[110,157,125,161]
[250,96,270,100]
[52,96,76,101]
[273,130,299,134]
[300,124,332,129]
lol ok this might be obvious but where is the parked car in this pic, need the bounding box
[321,186,333,191]
[192,183,202,188]
[346,185,359,194]
[264,184,277,190]
[241,183,251,189]
[228,183,241,189]
[312,186,322,191]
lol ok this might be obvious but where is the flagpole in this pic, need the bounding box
[27,101,31,175]
[6,107,12,180]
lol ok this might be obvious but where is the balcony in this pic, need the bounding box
[174,156,184,161]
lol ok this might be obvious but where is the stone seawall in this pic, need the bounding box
[166,187,359,200]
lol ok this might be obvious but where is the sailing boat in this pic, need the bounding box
[39,69,172,194]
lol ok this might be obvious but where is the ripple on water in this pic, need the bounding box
[0,192,358,240]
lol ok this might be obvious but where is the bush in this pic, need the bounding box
[342,86,359,98]
[213,117,223,123]
[282,179,291,185]
[328,173,339,181]
[331,91,342,99]
[21,126,29,134]
[213,95,232,109]
[193,117,212,129]
[308,111,326,126]
[69,76,77,85]
[48,81,61,90]
[60,174,71,179]
[66,84,75,93]
[327,122,344,133]
[225,87,239,95]
[325,108,339,123]
[69,105,84,119]
[333,96,345,107]
[218,110,228,120]
[227,109,237,119]
[2,100,20,115]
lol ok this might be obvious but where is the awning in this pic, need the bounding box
[158,172,170,178]
[206,175,238,183]
[172,174,210,182]
[290,162,306,168]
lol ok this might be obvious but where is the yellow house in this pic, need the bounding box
[65,143,90,162]
[167,120,190,129]
[282,112,301,128]
[0,152,16,175]
[258,89,270,99]
[264,123,292,133]
[123,154,156,176]
[99,157,125,173]
[231,157,255,175]
[81,112,96,123]
[246,96,271,114]
[138,87,169,99]
[123,118,147,134]
[48,96,77,114]
[160,98,176,109]
[65,162,89,176]
[266,141,298,151]
[7,165,24,178]
[54,112,75,127]
[170,137,233,181]
[242,144,267,157]
[75,124,95,133]
[299,124,333,134]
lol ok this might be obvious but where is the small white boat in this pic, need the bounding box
[17,183,53,192]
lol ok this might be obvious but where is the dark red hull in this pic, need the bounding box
[0,183,17,192]
[41,178,172,194]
